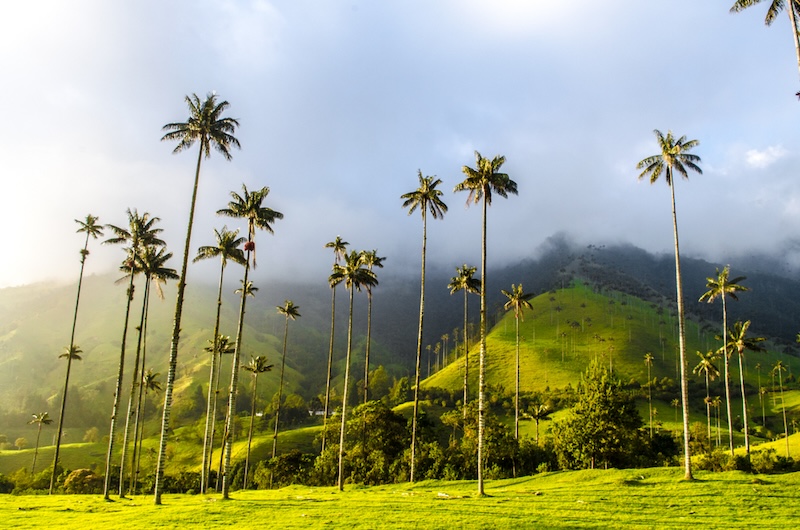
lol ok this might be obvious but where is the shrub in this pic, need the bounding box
[64,469,103,494]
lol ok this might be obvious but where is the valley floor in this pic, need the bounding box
[3,468,800,529]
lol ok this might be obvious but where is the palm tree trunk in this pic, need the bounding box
[222,256,252,499]
[130,287,151,494]
[514,314,520,440]
[154,146,203,505]
[103,271,136,499]
[787,1,800,79]
[477,193,488,495]
[462,290,469,419]
[337,285,356,491]
[322,284,337,453]
[119,277,150,497]
[272,317,290,460]
[738,350,750,455]
[243,374,258,490]
[669,178,693,480]
[705,374,711,453]
[364,291,373,404]
[410,211,426,483]
[51,232,90,494]
[721,296,734,456]
[779,370,789,457]
[32,424,43,474]
[201,262,226,493]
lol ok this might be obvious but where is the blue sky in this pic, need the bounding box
[1,0,799,288]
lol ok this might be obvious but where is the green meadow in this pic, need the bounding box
[3,469,800,529]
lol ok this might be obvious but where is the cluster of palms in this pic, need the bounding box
[401,155,519,494]
[42,1,800,498]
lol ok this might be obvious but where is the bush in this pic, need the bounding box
[64,469,103,494]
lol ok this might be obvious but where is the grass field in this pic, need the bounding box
[2,468,799,529]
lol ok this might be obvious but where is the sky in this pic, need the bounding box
[2,0,800,289]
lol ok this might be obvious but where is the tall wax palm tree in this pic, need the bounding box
[401,170,448,483]
[50,214,102,494]
[772,360,790,456]
[221,279,257,497]
[330,250,377,491]
[693,350,721,451]
[730,0,800,79]
[725,320,765,455]
[134,369,161,494]
[207,334,235,491]
[449,264,481,418]
[361,250,385,404]
[193,226,246,493]
[454,151,518,495]
[154,93,240,505]
[322,236,349,452]
[644,352,655,438]
[217,184,282,499]
[501,283,533,440]
[711,395,723,446]
[699,265,748,455]
[273,300,301,459]
[29,412,53,474]
[120,245,177,496]
[102,209,164,499]
[637,130,701,481]
[529,404,551,445]
[242,355,273,490]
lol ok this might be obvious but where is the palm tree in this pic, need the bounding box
[193,226,246,493]
[725,320,765,455]
[119,245,177,497]
[273,300,301,460]
[711,396,723,446]
[154,92,240,505]
[217,184,282,499]
[102,209,164,499]
[644,352,655,437]
[207,334,235,491]
[29,412,53,474]
[242,355,273,490]
[361,250,385,404]
[693,350,720,451]
[501,284,533,440]
[50,214,102,494]
[401,170,448,483]
[772,360,790,456]
[330,250,377,491]
[699,265,748,455]
[637,130,701,481]
[455,151,518,494]
[529,404,551,445]
[133,369,162,494]
[322,236,348,452]
[730,0,800,79]
[449,264,481,418]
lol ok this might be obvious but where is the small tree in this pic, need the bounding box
[552,362,643,469]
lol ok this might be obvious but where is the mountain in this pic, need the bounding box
[2,236,799,440]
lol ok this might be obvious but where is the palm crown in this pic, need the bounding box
[193,226,247,268]
[161,92,240,160]
[454,151,518,205]
[401,170,448,219]
[217,185,283,268]
[637,130,702,186]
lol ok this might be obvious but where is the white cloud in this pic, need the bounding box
[745,145,788,169]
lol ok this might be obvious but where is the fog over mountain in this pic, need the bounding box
[1,1,799,290]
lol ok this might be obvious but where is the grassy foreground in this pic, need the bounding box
[3,468,800,529]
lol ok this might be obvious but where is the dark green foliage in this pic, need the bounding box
[253,450,315,488]
[63,468,103,494]
[0,473,13,493]
[552,362,645,469]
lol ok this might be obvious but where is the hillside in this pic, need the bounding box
[2,238,800,443]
